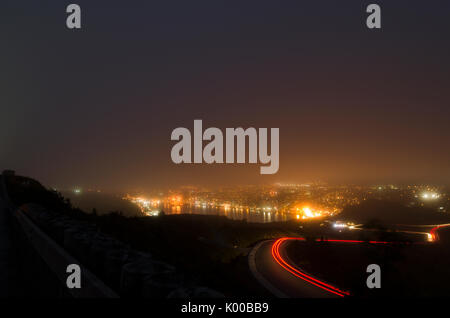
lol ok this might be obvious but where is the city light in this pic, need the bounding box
[122,183,449,222]
[294,206,326,220]
[170,195,183,204]
[146,210,160,217]
[421,192,440,200]
[123,195,164,216]
[303,207,313,218]
[333,222,348,229]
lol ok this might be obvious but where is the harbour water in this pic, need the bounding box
[161,204,295,223]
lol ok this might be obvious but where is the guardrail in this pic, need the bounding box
[1,172,224,298]
[1,171,117,298]
[15,207,119,298]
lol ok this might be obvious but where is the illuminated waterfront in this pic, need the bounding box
[164,203,292,223]
[122,183,449,223]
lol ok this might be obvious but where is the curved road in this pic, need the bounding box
[249,239,346,298]
[249,227,450,298]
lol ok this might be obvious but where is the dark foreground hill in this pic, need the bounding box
[4,173,299,296]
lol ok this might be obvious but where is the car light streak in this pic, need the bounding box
[430,224,450,242]
[271,237,405,297]
[430,226,439,241]
[271,225,450,297]
[315,239,390,244]
[271,237,350,297]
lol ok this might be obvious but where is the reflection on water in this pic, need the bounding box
[164,204,293,223]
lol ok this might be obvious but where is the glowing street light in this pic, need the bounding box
[421,192,440,200]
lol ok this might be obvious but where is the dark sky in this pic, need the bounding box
[1,0,450,192]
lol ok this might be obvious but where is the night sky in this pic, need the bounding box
[1,1,450,192]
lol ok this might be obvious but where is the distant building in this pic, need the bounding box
[2,170,15,176]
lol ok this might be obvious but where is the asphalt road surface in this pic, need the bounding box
[251,239,342,298]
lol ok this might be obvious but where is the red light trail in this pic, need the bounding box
[270,237,408,298]
[430,224,450,242]
[270,224,450,297]
[430,226,439,241]
[271,237,351,297]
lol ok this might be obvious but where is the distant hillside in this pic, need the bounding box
[4,174,141,217]
[62,191,142,217]
[336,199,450,225]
